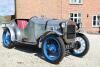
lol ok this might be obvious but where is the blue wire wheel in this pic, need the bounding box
[2,29,13,48]
[42,35,65,64]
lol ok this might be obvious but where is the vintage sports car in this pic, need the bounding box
[2,16,89,64]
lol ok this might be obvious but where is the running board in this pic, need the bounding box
[15,41,37,45]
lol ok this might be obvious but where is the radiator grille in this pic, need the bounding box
[67,25,76,39]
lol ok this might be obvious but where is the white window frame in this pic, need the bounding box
[92,15,100,27]
[69,13,82,24]
[69,0,83,4]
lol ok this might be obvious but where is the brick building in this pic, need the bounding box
[16,0,100,33]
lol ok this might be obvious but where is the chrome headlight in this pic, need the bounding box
[61,22,66,28]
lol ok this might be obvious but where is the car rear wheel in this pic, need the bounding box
[42,35,65,64]
[70,33,89,57]
[2,29,14,48]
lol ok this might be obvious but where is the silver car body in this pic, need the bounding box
[4,17,76,46]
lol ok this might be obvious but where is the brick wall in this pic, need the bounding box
[16,0,100,33]
[16,0,62,19]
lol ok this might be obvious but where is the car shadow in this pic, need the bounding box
[14,43,70,64]
[14,43,46,61]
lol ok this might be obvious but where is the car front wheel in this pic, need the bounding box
[70,33,89,57]
[42,35,65,64]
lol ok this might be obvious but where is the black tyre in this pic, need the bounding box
[42,35,65,64]
[70,33,89,57]
[2,29,14,48]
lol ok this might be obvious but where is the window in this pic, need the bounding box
[92,15,100,27]
[70,13,82,24]
[69,0,83,4]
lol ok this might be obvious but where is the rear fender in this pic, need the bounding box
[15,27,22,41]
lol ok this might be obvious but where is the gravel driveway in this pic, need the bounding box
[0,27,100,67]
